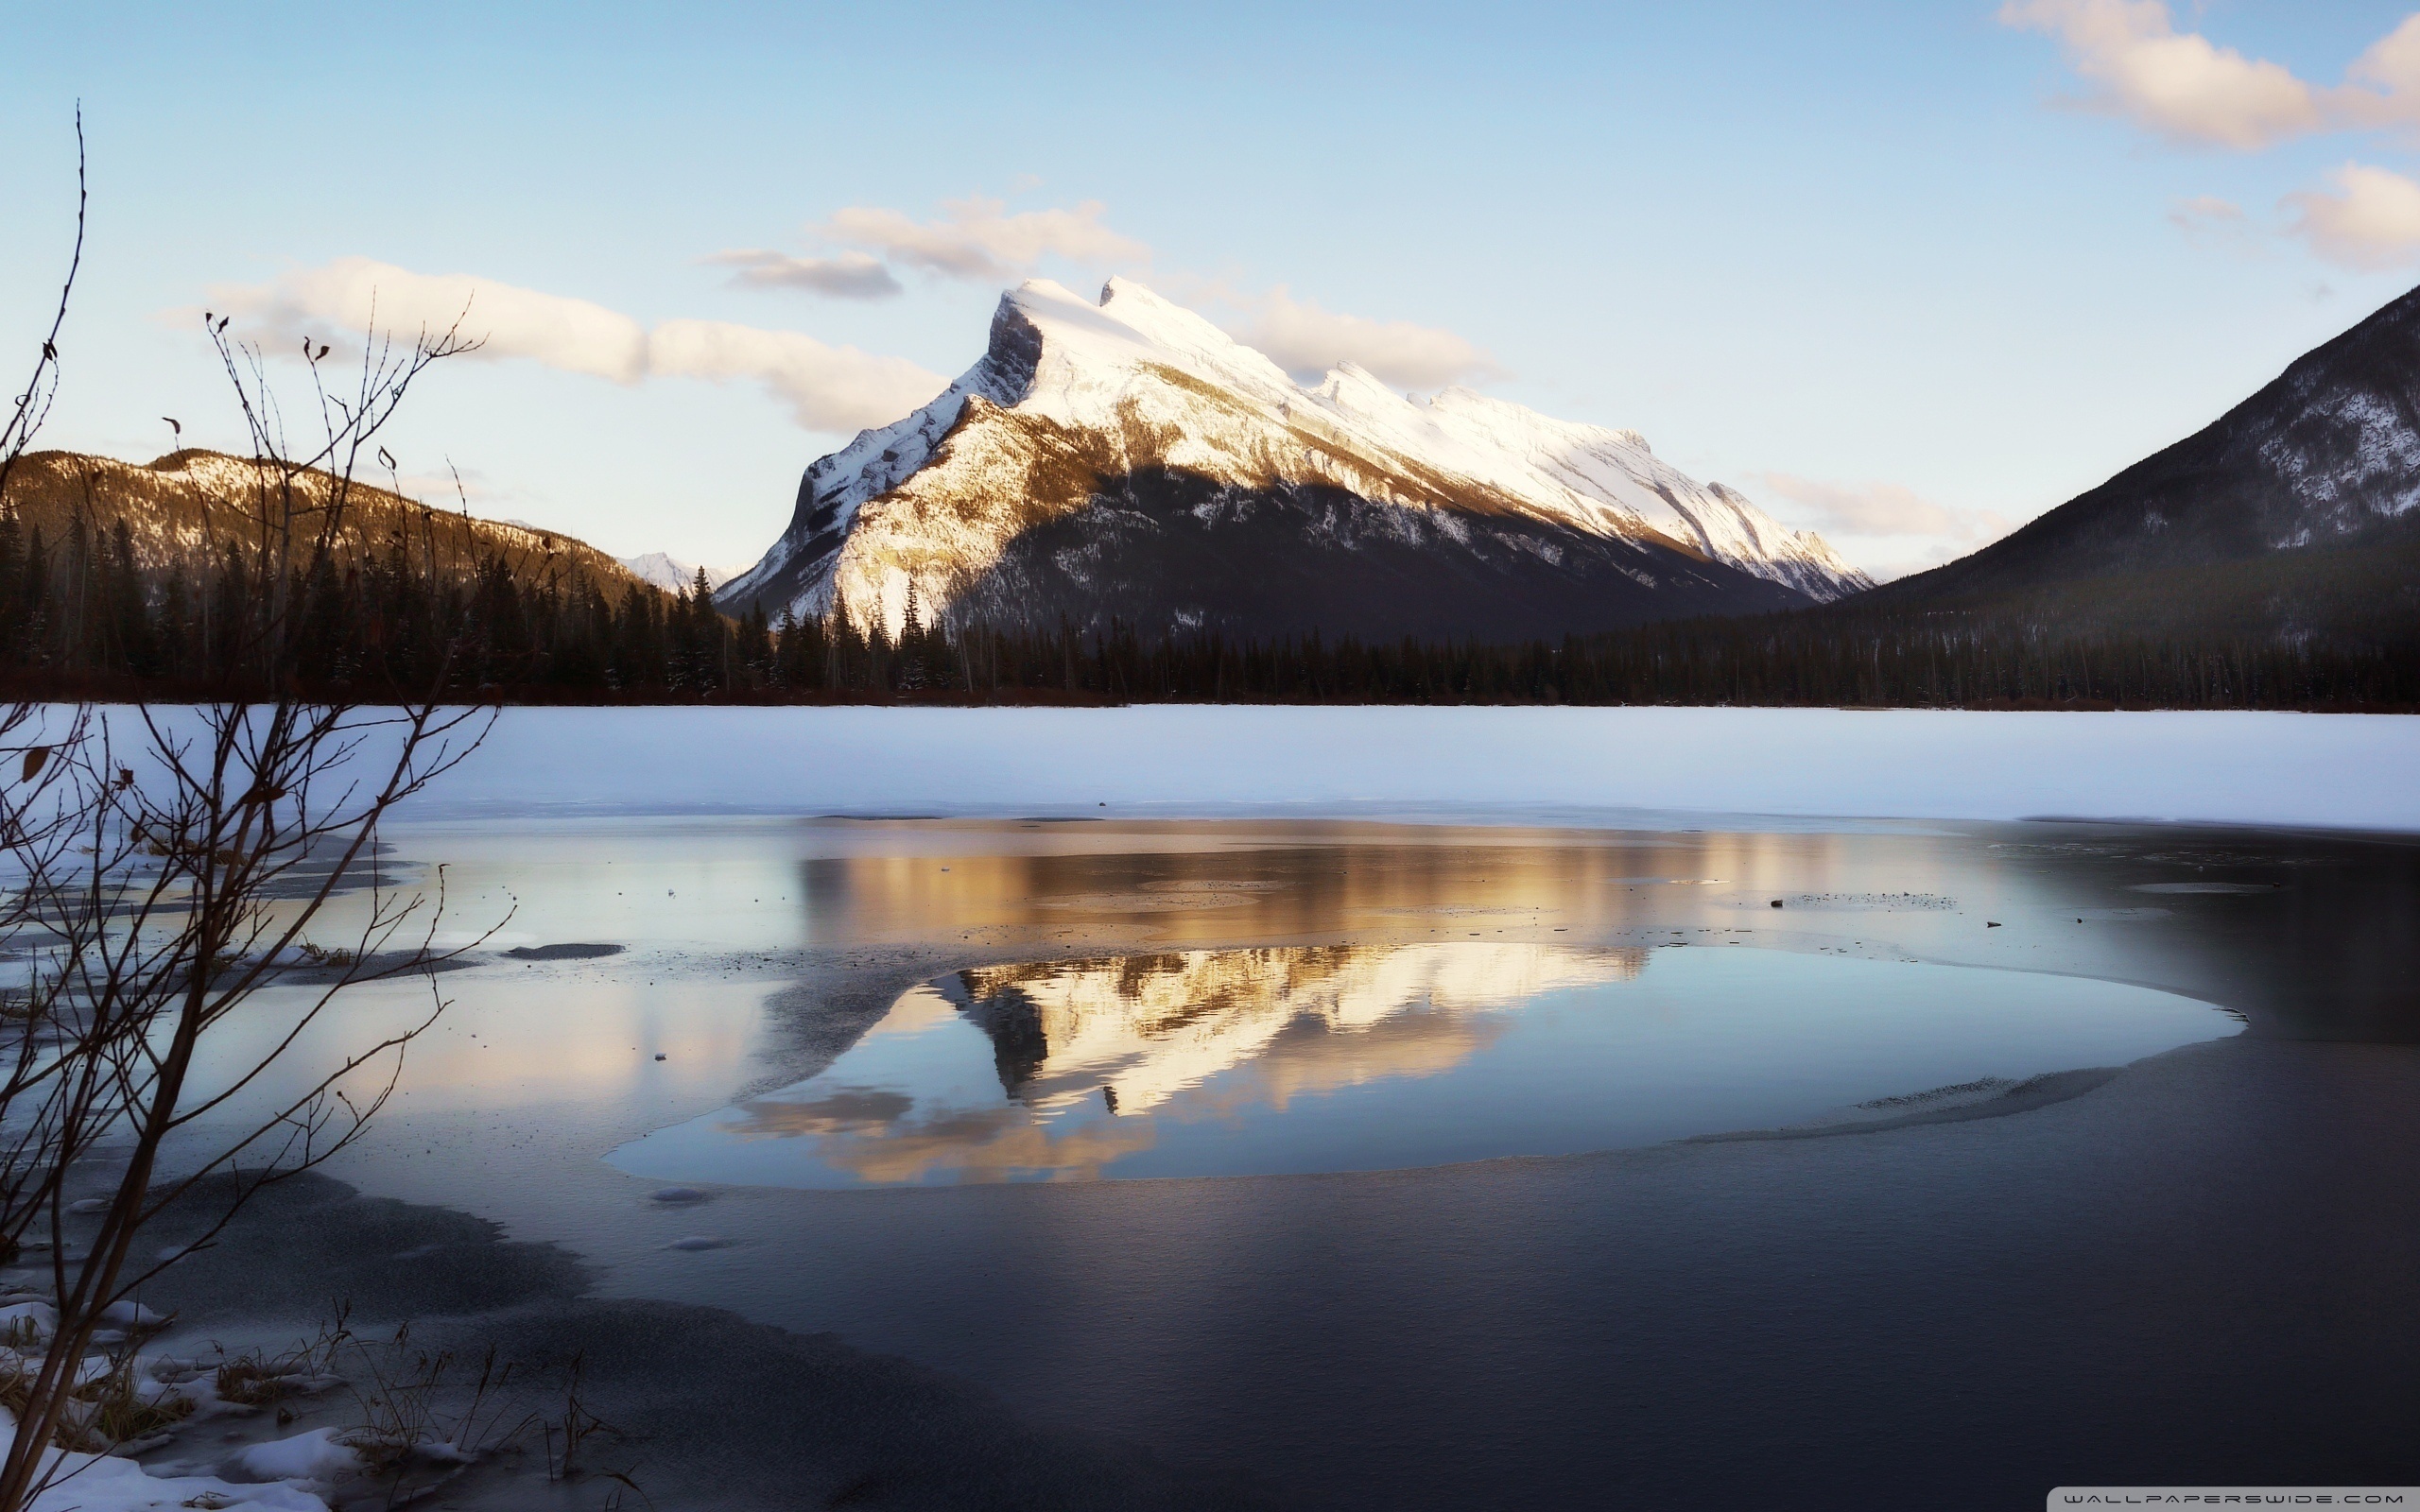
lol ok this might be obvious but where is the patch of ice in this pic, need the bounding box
[389,704,2420,834]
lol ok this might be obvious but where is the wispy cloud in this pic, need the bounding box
[704,249,903,300]
[2164,193,2266,253]
[1229,285,1509,389]
[823,197,1148,282]
[715,196,1150,300]
[1152,271,1508,389]
[706,190,1506,390]
[204,257,945,432]
[2166,193,2246,232]
[1751,472,2011,580]
[642,318,941,428]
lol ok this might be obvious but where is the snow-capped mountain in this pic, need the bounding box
[619,552,736,593]
[720,277,1871,640]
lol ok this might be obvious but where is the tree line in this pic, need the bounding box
[1,505,2413,709]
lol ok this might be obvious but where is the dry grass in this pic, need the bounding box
[214,1351,309,1408]
[72,1356,194,1447]
[0,1351,196,1452]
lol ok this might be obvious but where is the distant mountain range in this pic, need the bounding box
[718,278,1870,641]
[15,271,2416,710]
[618,552,737,594]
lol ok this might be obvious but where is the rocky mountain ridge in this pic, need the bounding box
[1,449,658,598]
[720,278,1870,642]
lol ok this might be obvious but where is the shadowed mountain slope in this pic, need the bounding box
[1874,283,2420,616]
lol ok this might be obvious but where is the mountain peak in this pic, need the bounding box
[720,281,1873,636]
[1098,273,1165,308]
[619,551,736,593]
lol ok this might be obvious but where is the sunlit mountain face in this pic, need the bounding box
[718,278,1870,643]
[607,939,2233,1188]
[946,944,1644,1117]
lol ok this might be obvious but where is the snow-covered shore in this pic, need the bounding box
[0,1309,356,1512]
[389,705,2420,833]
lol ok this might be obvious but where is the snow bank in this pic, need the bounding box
[227,1427,359,1483]
[24,1452,330,1510]
[392,705,2420,833]
[0,1301,57,1342]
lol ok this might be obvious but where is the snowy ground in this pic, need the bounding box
[0,1306,357,1512]
[387,705,2420,832]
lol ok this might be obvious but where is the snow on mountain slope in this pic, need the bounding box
[721,278,1871,638]
[619,552,736,593]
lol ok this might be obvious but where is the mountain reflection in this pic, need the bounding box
[948,943,1648,1115]
[729,1094,1161,1183]
[721,943,1647,1184]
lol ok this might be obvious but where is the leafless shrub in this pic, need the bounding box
[0,115,504,1511]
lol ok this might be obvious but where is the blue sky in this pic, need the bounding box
[7,1,2420,577]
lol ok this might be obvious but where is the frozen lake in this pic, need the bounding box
[394,703,2420,831]
[92,702,2420,1507]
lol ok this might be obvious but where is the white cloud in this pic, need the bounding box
[213,256,651,381]
[2284,162,2420,269]
[644,319,942,430]
[709,195,1150,301]
[2342,15,2420,129]
[1752,473,2003,539]
[1751,472,2012,580]
[207,257,945,433]
[2000,7,2420,269]
[705,249,903,300]
[1999,0,2324,148]
[819,196,1149,284]
[691,191,1497,393]
[1230,286,1509,388]
[2004,2,2420,146]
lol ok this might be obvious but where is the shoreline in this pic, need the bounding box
[123,1171,1277,1511]
[113,1028,2420,1510]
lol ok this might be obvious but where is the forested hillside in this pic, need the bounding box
[4,445,2411,710]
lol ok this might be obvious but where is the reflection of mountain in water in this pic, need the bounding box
[730,1091,1159,1184]
[946,944,1647,1115]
